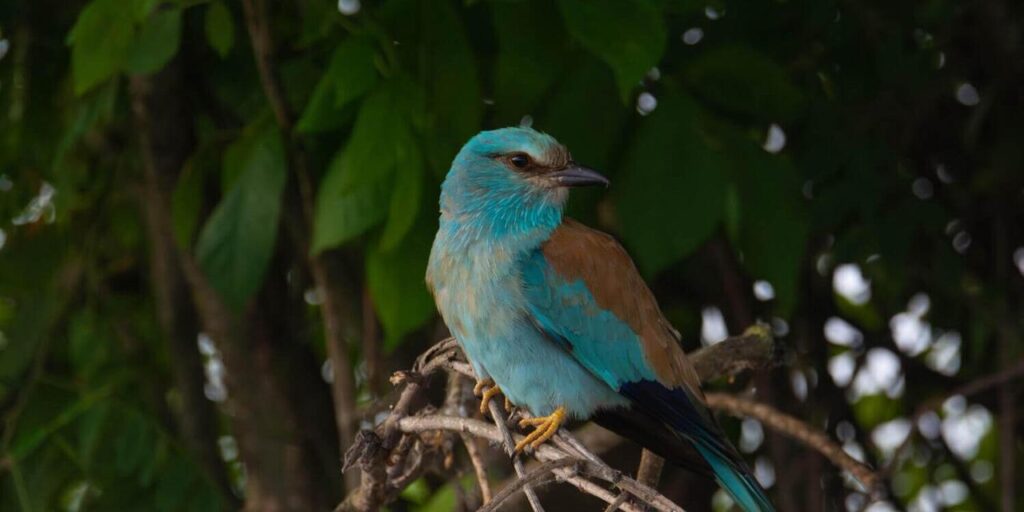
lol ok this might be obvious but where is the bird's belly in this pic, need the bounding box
[443,289,627,418]
[429,244,626,418]
[471,319,629,419]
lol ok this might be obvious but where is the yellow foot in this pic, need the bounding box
[474,379,509,414]
[514,406,566,453]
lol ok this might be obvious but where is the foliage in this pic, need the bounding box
[1,0,1022,510]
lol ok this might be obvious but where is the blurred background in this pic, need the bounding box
[0,0,1022,510]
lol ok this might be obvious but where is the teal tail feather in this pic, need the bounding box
[615,380,776,512]
[694,441,775,512]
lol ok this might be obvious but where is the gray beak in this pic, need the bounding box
[549,164,610,188]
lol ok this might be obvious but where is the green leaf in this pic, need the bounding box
[172,150,211,250]
[366,215,436,349]
[311,149,390,253]
[378,141,424,251]
[557,0,666,100]
[195,126,287,310]
[204,1,235,58]
[540,59,626,174]
[296,36,379,134]
[614,92,728,275]
[312,80,423,252]
[421,0,482,175]
[338,80,420,190]
[492,1,568,123]
[67,0,135,95]
[685,44,804,121]
[124,8,182,75]
[727,142,808,315]
[114,409,151,475]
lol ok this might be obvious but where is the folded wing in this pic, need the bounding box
[520,218,774,512]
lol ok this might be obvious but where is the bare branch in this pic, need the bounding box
[478,460,578,512]
[636,450,665,489]
[461,433,493,504]
[603,492,631,512]
[336,329,791,511]
[705,392,881,492]
[486,399,545,511]
[240,2,362,493]
[689,324,777,382]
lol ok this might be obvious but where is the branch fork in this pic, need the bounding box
[337,329,882,512]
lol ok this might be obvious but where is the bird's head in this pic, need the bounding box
[439,127,607,226]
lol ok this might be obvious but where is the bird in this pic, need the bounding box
[425,127,775,512]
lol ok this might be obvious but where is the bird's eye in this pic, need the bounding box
[509,154,530,169]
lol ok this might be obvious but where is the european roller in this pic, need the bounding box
[426,127,774,511]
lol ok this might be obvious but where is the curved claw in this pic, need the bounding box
[479,385,503,414]
[514,406,566,453]
[473,378,494,397]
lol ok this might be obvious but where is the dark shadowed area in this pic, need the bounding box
[0,0,1022,511]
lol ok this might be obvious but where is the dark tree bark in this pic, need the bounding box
[130,64,238,506]
[132,57,340,511]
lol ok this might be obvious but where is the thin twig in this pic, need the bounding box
[477,459,578,512]
[705,392,880,492]
[461,433,493,504]
[398,415,685,512]
[487,399,545,512]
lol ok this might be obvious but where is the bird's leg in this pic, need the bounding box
[473,378,509,414]
[514,406,566,453]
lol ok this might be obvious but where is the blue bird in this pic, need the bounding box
[426,127,774,511]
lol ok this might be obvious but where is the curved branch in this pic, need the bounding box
[705,392,880,492]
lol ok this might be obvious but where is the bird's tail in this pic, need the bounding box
[610,381,775,512]
[691,435,775,512]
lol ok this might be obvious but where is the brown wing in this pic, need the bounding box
[540,218,703,398]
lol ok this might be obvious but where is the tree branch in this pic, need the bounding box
[478,460,578,512]
[705,392,880,493]
[239,0,361,492]
[334,328,875,512]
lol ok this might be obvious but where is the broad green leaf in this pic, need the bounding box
[685,45,804,121]
[313,79,428,252]
[132,0,160,20]
[311,149,390,253]
[68,309,110,380]
[421,0,481,175]
[195,126,286,310]
[67,0,135,95]
[153,456,197,512]
[541,59,626,174]
[204,1,235,58]
[114,409,151,475]
[727,141,808,315]
[172,150,212,250]
[337,81,418,190]
[492,1,567,123]
[366,214,436,349]
[124,7,182,75]
[557,0,666,100]
[378,141,424,251]
[614,92,728,275]
[296,36,379,134]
